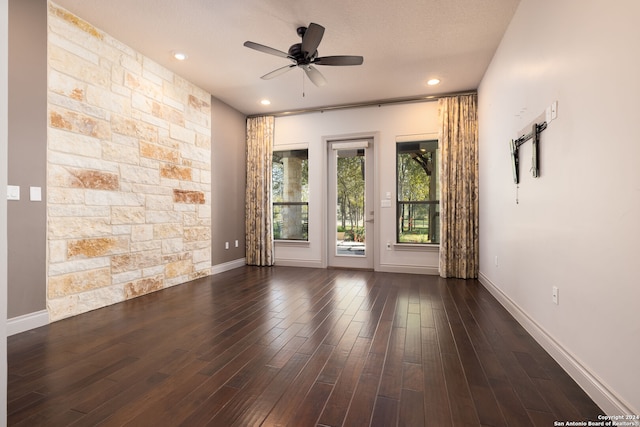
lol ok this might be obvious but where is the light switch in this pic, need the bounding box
[30,186,42,202]
[381,200,391,208]
[7,185,20,201]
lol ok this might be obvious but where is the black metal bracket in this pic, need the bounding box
[510,121,547,184]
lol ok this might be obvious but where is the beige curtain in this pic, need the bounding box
[438,94,479,278]
[245,116,275,266]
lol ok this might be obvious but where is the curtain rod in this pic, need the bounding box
[247,89,477,118]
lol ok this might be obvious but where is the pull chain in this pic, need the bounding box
[302,71,305,98]
[516,184,519,204]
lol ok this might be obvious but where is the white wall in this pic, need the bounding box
[478,0,640,416]
[1,0,9,422]
[274,101,440,274]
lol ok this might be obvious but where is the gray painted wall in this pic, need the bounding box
[2,0,11,419]
[210,97,246,266]
[8,0,47,318]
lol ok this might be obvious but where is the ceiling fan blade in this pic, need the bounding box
[304,65,327,87]
[261,64,296,80]
[314,55,364,66]
[244,41,292,60]
[301,23,325,58]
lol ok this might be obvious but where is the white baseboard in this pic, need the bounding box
[478,272,638,419]
[274,258,324,269]
[211,258,246,275]
[377,264,439,275]
[7,309,49,336]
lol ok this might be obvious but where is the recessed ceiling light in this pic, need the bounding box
[427,78,440,86]
[172,51,188,61]
[260,99,271,106]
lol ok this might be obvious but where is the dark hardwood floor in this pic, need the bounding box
[8,266,602,426]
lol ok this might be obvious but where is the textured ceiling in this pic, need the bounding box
[52,0,520,115]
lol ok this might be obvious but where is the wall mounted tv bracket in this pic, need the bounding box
[510,121,547,184]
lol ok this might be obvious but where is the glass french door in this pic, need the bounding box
[327,139,374,269]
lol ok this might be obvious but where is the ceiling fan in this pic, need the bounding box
[243,23,364,87]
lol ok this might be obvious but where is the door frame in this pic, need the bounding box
[322,132,380,270]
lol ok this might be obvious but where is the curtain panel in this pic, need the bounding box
[438,94,479,279]
[245,116,275,266]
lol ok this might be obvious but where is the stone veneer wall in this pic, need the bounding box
[46,2,212,321]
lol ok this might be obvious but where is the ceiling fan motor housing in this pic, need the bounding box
[288,43,317,64]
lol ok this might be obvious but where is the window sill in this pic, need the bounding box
[275,240,310,248]
[393,243,439,252]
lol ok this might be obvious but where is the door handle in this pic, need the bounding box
[365,219,374,223]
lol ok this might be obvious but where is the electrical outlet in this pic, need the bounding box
[494,256,499,267]
[386,241,391,250]
[7,185,19,200]
[225,242,229,250]
[550,101,558,120]
[552,286,559,305]
[235,240,239,248]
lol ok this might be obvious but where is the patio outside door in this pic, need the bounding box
[327,139,374,270]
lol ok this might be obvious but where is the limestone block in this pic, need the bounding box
[160,164,192,181]
[145,194,173,211]
[191,268,211,280]
[47,295,81,322]
[84,190,125,206]
[180,144,210,164]
[49,108,111,139]
[49,3,104,40]
[112,269,143,286]
[125,72,162,101]
[48,129,102,159]
[48,204,110,218]
[68,169,119,190]
[140,141,179,163]
[46,187,85,205]
[184,227,211,242]
[111,206,145,224]
[49,240,68,264]
[145,210,182,224]
[152,102,185,126]
[102,142,139,165]
[48,217,112,239]
[48,45,110,89]
[111,114,158,142]
[86,84,131,116]
[192,248,211,264]
[165,258,193,279]
[48,257,110,277]
[173,189,205,204]
[153,223,183,239]
[124,276,164,299]
[131,225,153,242]
[131,183,172,196]
[49,69,86,101]
[111,225,132,236]
[111,250,162,273]
[169,124,195,144]
[142,265,165,277]
[120,164,160,185]
[48,267,111,299]
[49,151,119,173]
[131,240,162,252]
[67,237,129,259]
[162,238,184,254]
[162,94,184,112]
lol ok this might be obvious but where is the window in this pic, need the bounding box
[272,149,309,241]
[396,140,439,244]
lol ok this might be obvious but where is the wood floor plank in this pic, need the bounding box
[7,266,603,426]
[316,336,372,426]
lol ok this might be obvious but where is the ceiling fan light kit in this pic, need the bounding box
[244,22,364,87]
